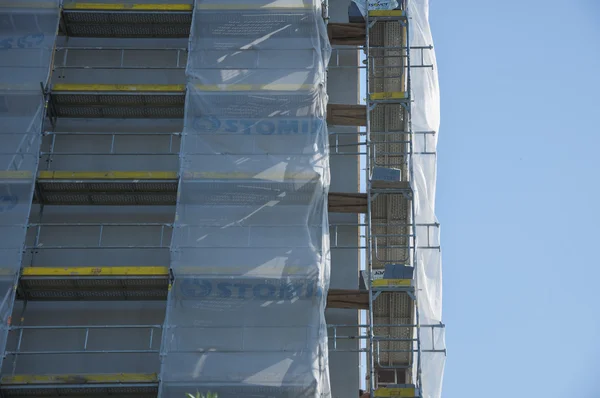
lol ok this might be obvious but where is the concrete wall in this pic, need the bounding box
[4,1,361,397]
[326,0,361,396]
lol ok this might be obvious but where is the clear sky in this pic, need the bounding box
[432,0,600,396]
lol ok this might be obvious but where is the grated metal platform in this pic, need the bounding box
[58,2,368,46]
[61,2,193,38]
[60,2,320,39]
[17,267,170,301]
[48,85,186,119]
[34,171,179,206]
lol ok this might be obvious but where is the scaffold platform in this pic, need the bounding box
[61,2,193,38]
[32,171,367,212]
[16,266,369,309]
[60,2,367,45]
[48,84,367,126]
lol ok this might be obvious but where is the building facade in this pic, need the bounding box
[0,0,444,397]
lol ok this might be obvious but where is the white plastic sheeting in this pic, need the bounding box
[408,0,446,397]
[0,0,59,371]
[159,0,332,397]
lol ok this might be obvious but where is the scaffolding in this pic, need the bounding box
[0,0,444,397]
[360,2,446,396]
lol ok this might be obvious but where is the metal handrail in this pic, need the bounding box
[40,131,371,157]
[5,324,445,357]
[5,325,161,376]
[23,222,370,250]
[26,223,173,250]
[54,47,187,70]
[9,222,439,251]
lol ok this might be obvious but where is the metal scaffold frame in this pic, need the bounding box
[361,3,444,397]
[364,6,417,396]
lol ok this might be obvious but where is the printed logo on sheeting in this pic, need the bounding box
[179,278,324,301]
[192,117,324,135]
[0,34,45,49]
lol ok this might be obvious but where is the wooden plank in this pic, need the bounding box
[327,289,369,310]
[328,23,366,46]
[329,192,367,214]
[328,104,366,126]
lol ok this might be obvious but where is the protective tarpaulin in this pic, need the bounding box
[159,0,332,397]
[408,0,446,397]
[0,0,59,370]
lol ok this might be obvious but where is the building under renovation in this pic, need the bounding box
[0,0,445,397]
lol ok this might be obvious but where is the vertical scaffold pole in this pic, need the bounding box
[404,10,424,395]
[364,8,377,397]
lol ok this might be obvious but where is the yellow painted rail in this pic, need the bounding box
[52,84,185,93]
[63,3,192,11]
[37,171,178,180]
[36,170,319,181]
[22,266,168,277]
[22,266,311,277]
[374,387,417,397]
[368,10,406,17]
[62,3,312,11]
[1,373,158,385]
[369,91,409,101]
[0,171,34,179]
[51,83,316,93]
[371,278,412,288]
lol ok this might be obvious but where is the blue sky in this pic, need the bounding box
[433,0,600,396]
